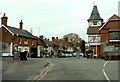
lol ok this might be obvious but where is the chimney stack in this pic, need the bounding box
[40,35,43,39]
[65,37,68,42]
[52,37,55,41]
[56,37,58,39]
[19,20,23,30]
[1,13,8,26]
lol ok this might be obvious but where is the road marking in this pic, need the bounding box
[38,62,54,80]
[32,61,54,82]
[103,69,111,82]
[103,61,109,67]
[103,61,111,82]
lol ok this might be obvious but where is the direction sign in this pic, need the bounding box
[104,46,114,52]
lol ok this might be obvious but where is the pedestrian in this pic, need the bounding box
[13,49,20,60]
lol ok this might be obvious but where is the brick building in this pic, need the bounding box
[87,5,120,59]
[52,37,74,56]
[99,14,120,59]
[87,5,104,58]
[0,14,38,57]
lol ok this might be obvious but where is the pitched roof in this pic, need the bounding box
[99,14,120,31]
[52,39,73,47]
[108,14,120,20]
[44,39,53,46]
[87,27,100,34]
[6,26,37,39]
[38,38,47,47]
[88,5,103,21]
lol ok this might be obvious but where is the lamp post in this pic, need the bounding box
[96,35,98,58]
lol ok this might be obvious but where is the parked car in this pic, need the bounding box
[72,53,76,57]
[58,53,66,58]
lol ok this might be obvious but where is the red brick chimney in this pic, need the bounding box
[19,20,23,30]
[56,37,58,39]
[40,35,43,39]
[52,37,55,41]
[65,37,68,42]
[1,13,8,26]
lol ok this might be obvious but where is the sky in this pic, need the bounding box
[0,0,119,41]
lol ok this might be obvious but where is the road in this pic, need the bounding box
[37,58,118,81]
[2,57,119,81]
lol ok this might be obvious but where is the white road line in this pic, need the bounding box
[103,61,111,82]
[103,69,111,82]
[32,61,54,82]
[103,61,109,67]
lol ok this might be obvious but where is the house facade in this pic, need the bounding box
[99,14,120,59]
[0,14,38,57]
[38,35,53,57]
[87,5,120,59]
[52,37,74,56]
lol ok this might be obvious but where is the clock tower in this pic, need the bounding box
[87,5,103,58]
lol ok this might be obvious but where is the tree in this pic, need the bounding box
[81,40,86,57]
[63,33,82,52]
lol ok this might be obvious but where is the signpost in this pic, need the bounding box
[104,46,114,52]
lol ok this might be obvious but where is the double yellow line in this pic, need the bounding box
[32,61,54,82]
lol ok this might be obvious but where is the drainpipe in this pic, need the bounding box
[10,42,13,56]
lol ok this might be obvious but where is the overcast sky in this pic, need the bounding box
[0,0,119,41]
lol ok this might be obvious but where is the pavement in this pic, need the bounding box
[2,57,49,81]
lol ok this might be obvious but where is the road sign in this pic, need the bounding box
[101,42,106,47]
[104,46,114,52]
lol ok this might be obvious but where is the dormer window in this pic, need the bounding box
[19,38,22,44]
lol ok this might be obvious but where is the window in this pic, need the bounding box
[114,47,120,54]
[93,21,97,25]
[19,38,22,44]
[2,42,10,53]
[32,40,34,46]
[110,31,120,40]
[24,38,28,44]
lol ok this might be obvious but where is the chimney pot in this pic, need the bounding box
[40,35,43,39]
[56,37,58,39]
[52,37,55,41]
[1,13,8,26]
[65,37,68,42]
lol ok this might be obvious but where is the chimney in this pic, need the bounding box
[45,38,47,40]
[56,37,58,39]
[65,37,68,42]
[40,35,43,39]
[52,37,55,41]
[19,20,23,30]
[1,13,8,26]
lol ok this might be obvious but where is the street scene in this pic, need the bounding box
[0,0,120,82]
